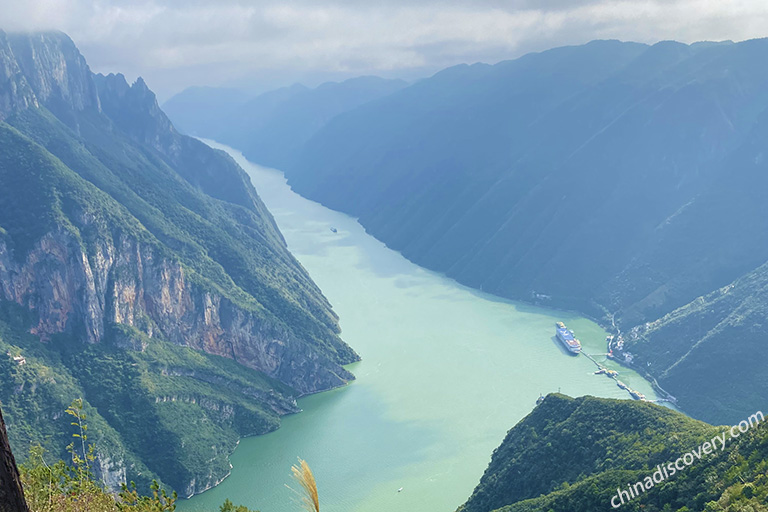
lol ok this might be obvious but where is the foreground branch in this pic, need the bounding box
[0,405,29,512]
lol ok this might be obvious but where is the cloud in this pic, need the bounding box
[1,0,767,100]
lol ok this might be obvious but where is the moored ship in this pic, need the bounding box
[555,321,582,354]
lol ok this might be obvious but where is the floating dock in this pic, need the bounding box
[580,348,646,401]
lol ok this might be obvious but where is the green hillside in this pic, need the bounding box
[459,395,768,512]
[620,260,768,425]
[0,30,358,496]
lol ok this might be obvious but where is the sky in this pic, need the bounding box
[2,0,768,101]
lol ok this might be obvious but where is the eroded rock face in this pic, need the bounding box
[0,227,352,394]
[0,32,38,121]
[94,72,176,156]
[94,455,127,494]
[5,31,100,120]
[0,30,357,495]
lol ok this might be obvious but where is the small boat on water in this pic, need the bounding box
[536,394,545,405]
[330,227,338,233]
[397,487,403,493]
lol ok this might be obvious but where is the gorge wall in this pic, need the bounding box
[0,29,358,495]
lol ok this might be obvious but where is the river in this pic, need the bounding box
[179,141,663,512]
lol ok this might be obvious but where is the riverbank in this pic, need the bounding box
[179,141,667,512]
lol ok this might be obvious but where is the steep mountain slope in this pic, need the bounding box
[162,76,408,170]
[620,258,768,425]
[276,38,768,425]
[459,394,768,512]
[288,39,768,324]
[0,30,358,496]
[606,105,768,425]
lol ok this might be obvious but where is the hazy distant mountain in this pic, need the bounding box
[164,37,768,425]
[268,38,768,424]
[163,76,408,169]
[0,30,357,495]
[620,258,768,424]
[289,39,763,321]
[156,85,251,136]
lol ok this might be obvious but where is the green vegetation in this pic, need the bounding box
[279,38,768,327]
[4,105,350,357]
[622,262,768,425]
[0,117,294,491]
[0,31,358,497]
[235,38,768,426]
[18,399,261,512]
[458,394,768,512]
[218,499,259,512]
[0,298,299,493]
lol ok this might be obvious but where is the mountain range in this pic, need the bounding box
[162,76,407,171]
[167,37,768,426]
[0,30,358,497]
[4,26,768,512]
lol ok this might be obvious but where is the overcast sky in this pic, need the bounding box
[2,0,768,101]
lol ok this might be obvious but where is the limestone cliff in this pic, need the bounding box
[0,30,358,495]
[0,227,351,394]
[0,31,37,121]
[3,30,100,128]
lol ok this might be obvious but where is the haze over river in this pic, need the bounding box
[180,141,663,512]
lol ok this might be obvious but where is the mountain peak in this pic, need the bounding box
[96,72,131,97]
[94,71,176,152]
[3,30,100,125]
[133,76,150,93]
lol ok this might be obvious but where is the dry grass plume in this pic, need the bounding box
[288,458,319,512]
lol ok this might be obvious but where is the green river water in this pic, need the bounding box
[180,141,664,512]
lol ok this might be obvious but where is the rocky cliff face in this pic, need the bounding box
[4,30,99,126]
[93,72,176,155]
[0,226,350,394]
[0,31,37,121]
[0,30,357,495]
[93,72,291,241]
